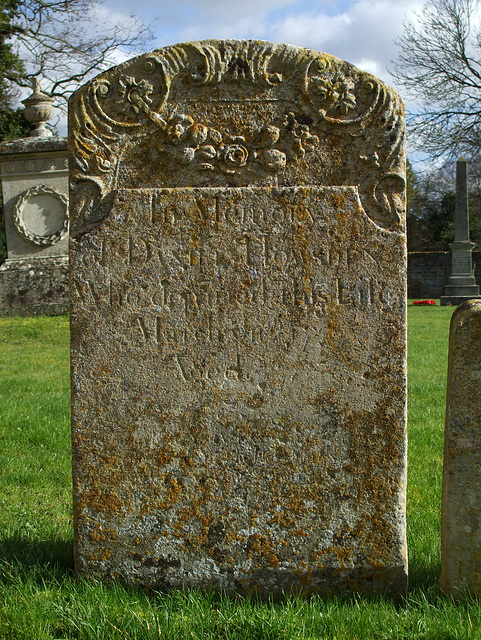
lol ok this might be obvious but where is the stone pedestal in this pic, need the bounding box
[0,136,69,316]
[440,241,480,306]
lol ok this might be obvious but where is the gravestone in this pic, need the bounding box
[441,299,481,598]
[69,40,408,597]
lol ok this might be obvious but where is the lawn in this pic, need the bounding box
[1,305,481,639]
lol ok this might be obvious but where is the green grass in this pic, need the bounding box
[1,307,481,638]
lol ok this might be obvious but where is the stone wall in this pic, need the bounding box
[408,251,481,299]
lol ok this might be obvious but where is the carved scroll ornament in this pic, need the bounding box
[69,40,405,234]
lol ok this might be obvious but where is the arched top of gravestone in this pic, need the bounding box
[69,39,405,236]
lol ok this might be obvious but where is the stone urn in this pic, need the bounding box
[22,79,55,138]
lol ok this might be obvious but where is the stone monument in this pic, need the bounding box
[441,299,481,598]
[441,158,480,306]
[69,40,408,597]
[0,80,69,316]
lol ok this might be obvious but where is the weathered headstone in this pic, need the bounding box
[441,158,480,306]
[441,299,481,598]
[69,40,408,597]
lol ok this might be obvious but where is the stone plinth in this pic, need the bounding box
[441,241,480,306]
[441,300,481,598]
[69,40,408,597]
[0,136,69,316]
[0,255,68,316]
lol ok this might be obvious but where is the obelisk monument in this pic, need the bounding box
[441,158,480,305]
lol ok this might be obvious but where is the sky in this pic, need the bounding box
[42,0,427,137]
[104,0,426,91]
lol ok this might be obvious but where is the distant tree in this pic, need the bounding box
[407,163,455,251]
[392,0,481,162]
[1,1,30,263]
[0,1,30,140]
[2,0,154,106]
[406,160,481,251]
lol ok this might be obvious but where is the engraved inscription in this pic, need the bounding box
[72,187,403,326]
[71,186,405,393]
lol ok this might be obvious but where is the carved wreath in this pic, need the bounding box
[13,185,69,246]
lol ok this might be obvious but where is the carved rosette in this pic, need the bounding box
[69,40,405,234]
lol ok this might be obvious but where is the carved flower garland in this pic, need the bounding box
[165,112,319,174]
[113,72,320,175]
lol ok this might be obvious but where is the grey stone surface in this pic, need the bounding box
[0,137,67,156]
[0,144,68,259]
[441,158,480,306]
[441,300,481,598]
[69,40,408,597]
[0,256,68,316]
[0,132,69,316]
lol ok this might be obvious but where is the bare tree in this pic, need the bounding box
[2,0,154,105]
[391,0,481,162]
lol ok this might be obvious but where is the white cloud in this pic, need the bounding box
[47,0,430,134]
[118,0,425,91]
[265,0,424,85]
[97,0,426,89]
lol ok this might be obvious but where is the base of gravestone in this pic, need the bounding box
[440,294,481,306]
[0,255,68,316]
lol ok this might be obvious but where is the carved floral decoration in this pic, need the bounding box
[119,76,154,116]
[163,111,319,174]
[305,59,359,119]
[70,42,405,233]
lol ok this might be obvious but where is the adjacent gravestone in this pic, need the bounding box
[441,299,481,598]
[441,158,480,306]
[69,40,408,597]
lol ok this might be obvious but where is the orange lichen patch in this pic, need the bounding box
[267,554,279,568]
[99,547,113,561]
[291,530,309,538]
[156,449,174,466]
[88,530,106,542]
[82,485,125,518]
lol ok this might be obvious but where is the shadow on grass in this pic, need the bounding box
[408,559,441,593]
[0,534,445,611]
[0,535,74,582]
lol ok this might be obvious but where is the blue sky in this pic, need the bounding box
[106,0,425,89]
[43,0,426,136]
